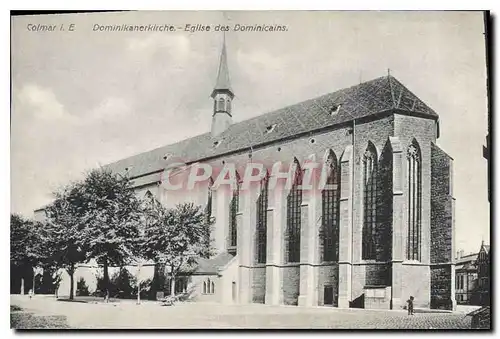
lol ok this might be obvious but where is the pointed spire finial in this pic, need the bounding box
[388,68,391,77]
[211,32,233,99]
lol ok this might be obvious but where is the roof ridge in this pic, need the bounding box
[388,75,397,108]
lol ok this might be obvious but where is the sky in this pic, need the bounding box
[11,11,489,255]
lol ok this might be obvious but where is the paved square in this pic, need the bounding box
[11,295,472,329]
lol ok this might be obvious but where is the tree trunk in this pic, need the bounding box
[136,263,141,305]
[32,267,36,296]
[20,278,25,295]
[103,258,109,302]
[171,274,176,297]
[152,264,159,294]
[68,263,75,300]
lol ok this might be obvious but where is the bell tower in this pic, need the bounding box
[211,35,234,137]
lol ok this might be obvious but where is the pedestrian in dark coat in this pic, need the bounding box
[407,296,415,315]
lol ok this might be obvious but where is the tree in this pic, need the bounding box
[10,214,43,293]
[11,214,40,265]
[76,277,90,296]
[142,198,214,297]
[77,168,143,301]
[111,267,137,299]
[36,267,62,295]
[44,181,88,300]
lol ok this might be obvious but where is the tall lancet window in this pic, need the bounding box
[256,171,269,264]
[228,173,240,253]
[286,159,303,263]
[321,151,340,262]
[204,177,214,258]
[206,178,214,219]
[407,141,422,261]
[362,143,378,260]
[226,99,231,114]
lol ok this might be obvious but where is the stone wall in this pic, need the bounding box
[282,265,300,305]
[251,266,266,303]
[430,143,455,310]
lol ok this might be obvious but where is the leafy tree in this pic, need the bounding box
[35,267,62,295]
[11,214,40,265]
[142,198,214,296]
[44,182,88,300]
[77,168,143,301]
[76,277,90,296]
[10,214,44,293]
[111,267,137,299]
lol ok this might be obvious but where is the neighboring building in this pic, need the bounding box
[475,241,490,306]
[455,250,478,304]
[483,134,490,202]
[454,242,491,306]
[33,40,456,310]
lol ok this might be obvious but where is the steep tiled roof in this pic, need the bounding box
[456,253,478,264]
[192,252,235,275]
[456,261,477,271]
[105,75,438,179]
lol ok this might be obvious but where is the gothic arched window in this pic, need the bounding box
[362,143,378,260]
[227,99,232,113]
[204,177,214,257]
[321,150,340,262]
[256,171,269,264]
[211,281,215,294]
[206,177,214,218]
[407,141,422,261]
[203,281,207,294]
[228,173,240,253]
[286,159,303,263]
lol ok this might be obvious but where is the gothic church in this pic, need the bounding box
[43,40,457,310]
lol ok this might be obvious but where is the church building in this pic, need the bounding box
[41,40,457,310]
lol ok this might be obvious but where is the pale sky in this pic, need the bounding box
[11,11,489,254]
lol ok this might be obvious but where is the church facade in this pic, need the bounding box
[39,41,456,310]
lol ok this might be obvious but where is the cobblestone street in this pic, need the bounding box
[11,295,473,329]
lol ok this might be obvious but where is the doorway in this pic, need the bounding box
[324,285,334,306]
[232,282,237,302]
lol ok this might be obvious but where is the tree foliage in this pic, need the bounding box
[142,196,214,295]
[13,166,216,301]
[10,214,43,267]
[44,181,88,299]
[76,277,90,296]
[76,168,143,299]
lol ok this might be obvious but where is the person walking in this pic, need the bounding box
[407,296,415,315]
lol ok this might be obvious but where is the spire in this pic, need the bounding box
[211,33,234,99]
[210,33,234,137]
